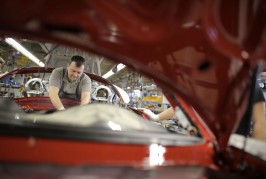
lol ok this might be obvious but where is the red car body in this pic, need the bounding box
[0,0,266,178]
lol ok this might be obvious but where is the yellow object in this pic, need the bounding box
[143,96,163,102]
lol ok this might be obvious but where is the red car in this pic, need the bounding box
[0,0,266,178]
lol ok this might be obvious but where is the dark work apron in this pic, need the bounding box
[58,68,84,100]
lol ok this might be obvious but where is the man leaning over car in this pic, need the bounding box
[48,55,91,110]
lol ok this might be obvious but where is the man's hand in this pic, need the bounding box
[140,108,160,121]
[80,91,90,105]
[58,106,65,111]
[48,86,65,110]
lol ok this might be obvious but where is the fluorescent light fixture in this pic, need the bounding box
[5,38,45,67]
[102,63,126,79]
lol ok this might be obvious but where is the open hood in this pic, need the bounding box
[0,0,266,150]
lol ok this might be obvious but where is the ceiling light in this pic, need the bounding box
[5,38,45,67]
[102,63,125,79]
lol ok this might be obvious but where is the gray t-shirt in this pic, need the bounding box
[49,67,91,96]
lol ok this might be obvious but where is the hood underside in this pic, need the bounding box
[0,0,265,149]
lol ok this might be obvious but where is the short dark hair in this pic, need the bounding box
[70,55,85,67]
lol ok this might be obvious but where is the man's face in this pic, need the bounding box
[67,61,84,82]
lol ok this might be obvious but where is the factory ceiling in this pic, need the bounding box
[0,38,152,88]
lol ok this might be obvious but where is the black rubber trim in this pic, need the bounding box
[0,121,202,146]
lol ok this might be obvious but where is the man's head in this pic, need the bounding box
[67,55,85,82]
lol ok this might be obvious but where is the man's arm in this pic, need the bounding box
[80,91,90,105]
[80,74,91,105]
[158,107,175,120]
[49,86,65,110]
[252,101,266,140]
[142,107,175,121]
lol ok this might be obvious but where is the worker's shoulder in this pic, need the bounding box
[81,73,91,83]
[52,67,64,74]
